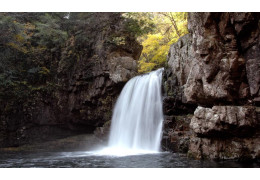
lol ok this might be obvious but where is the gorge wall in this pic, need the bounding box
[163,12,260,160]
[1,12,259,161]
[0,13,142,148]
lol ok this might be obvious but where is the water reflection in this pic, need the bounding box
[0,151,259,168]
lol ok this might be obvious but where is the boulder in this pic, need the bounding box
[108,56,138,83]
[190,106,258,137]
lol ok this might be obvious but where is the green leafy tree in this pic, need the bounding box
[0,13,68,105]
[34,13,68,51]
[122,12,156,38]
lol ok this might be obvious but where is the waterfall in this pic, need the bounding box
[97,68,164,156]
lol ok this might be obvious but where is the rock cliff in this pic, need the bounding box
[163,12,260,160]
[0,13,142,148]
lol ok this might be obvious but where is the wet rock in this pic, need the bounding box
[161,114,192,153]
[94,120,111,142]
[189,136,260,160]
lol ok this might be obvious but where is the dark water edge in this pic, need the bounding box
[0,151,259,168]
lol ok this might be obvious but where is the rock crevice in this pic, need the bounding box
[163,12,260,160]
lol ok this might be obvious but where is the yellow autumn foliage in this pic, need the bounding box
[138,12,188,73]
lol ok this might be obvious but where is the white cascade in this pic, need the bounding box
[97,68,164,156]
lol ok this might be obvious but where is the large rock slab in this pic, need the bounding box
[190,106,258,137]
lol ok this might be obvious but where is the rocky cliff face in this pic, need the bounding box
[163,12,260,160]
[0,13,142,148]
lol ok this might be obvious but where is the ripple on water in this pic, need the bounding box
[0,151,259,168]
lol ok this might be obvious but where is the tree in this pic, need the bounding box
[122,12,156,38]
[34,13,68,51]
[137,12,188,73]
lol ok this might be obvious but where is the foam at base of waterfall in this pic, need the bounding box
[92,147,160,157]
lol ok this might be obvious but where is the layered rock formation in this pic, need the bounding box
[164,12,260,160]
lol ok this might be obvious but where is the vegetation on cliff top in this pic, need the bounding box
[0,12,187,112]
[130,12,188,73]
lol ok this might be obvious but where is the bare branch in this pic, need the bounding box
[159,12,180,38]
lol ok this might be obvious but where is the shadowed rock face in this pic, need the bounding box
[189,136,260,160]
[0,13,142,148]
[163,12,260,160]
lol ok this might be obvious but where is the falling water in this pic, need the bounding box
[97,68,164,156]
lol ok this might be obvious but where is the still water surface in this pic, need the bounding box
[0,151,259,168]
